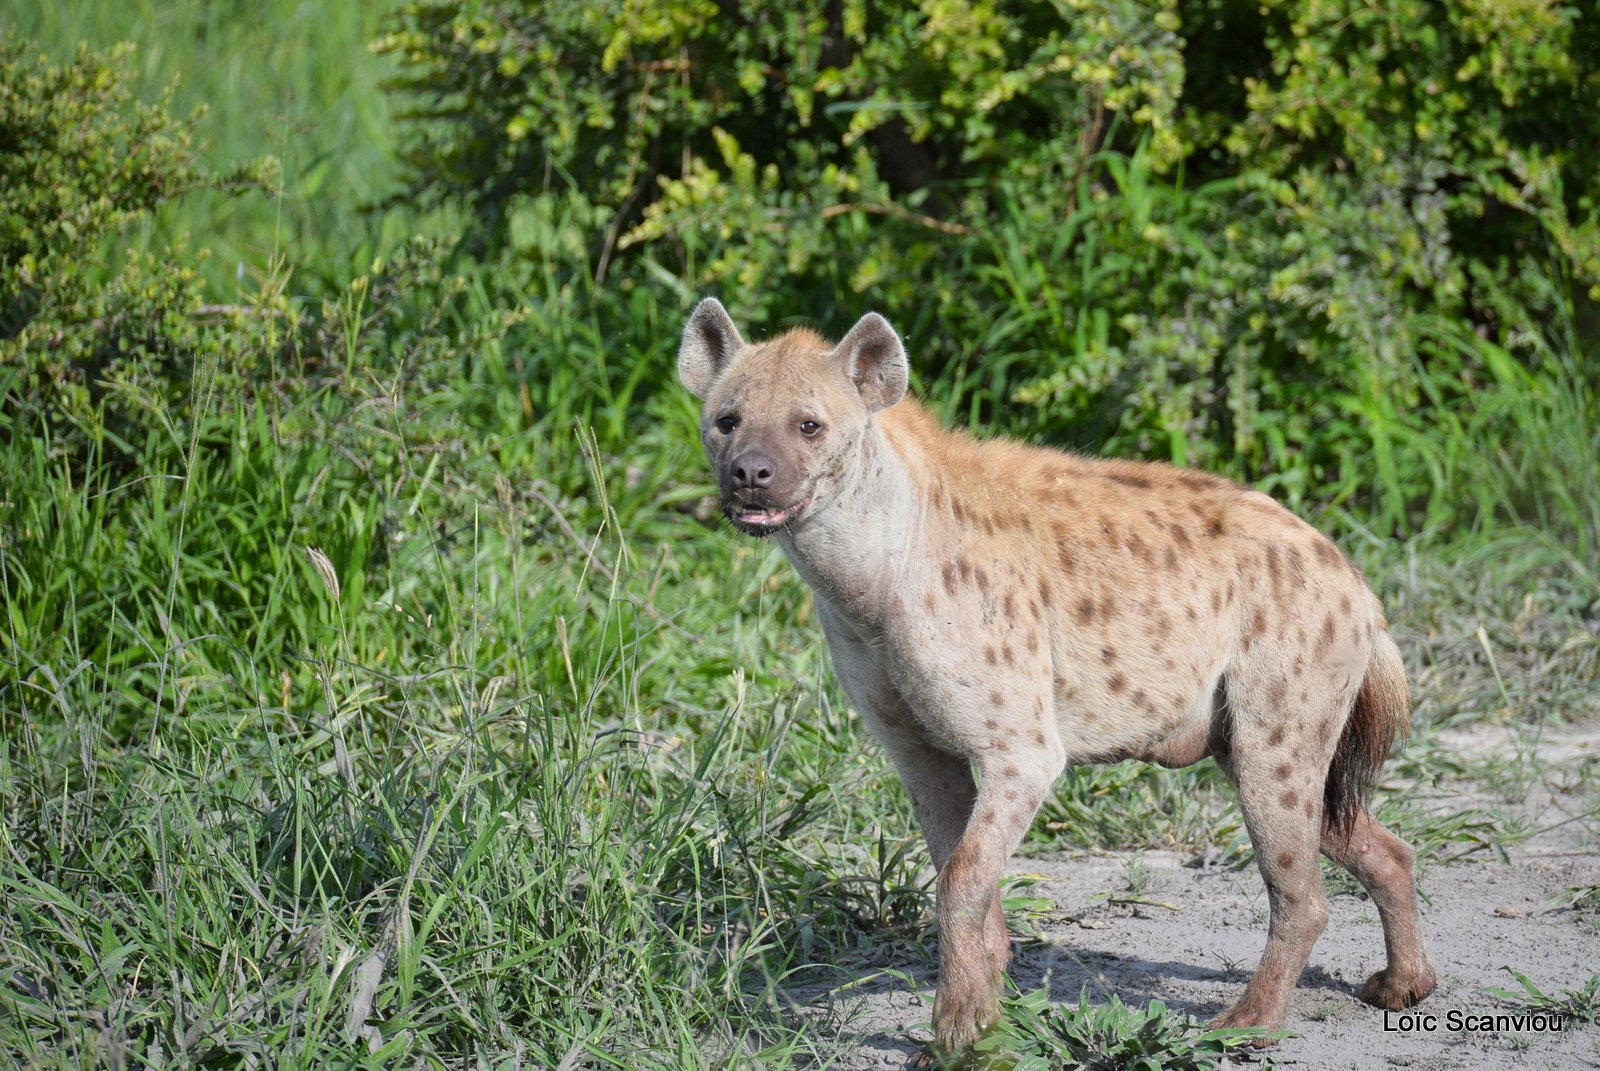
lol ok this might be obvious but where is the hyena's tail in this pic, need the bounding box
[1324,628,1410,836]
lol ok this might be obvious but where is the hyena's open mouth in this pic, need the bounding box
[725,496,810,536]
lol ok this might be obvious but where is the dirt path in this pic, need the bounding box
[797,722,1600,1069]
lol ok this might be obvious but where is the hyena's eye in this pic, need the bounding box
[716,415,739,434]
[799,420,821,437]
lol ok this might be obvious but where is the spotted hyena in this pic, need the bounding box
[677,299,1437,1064]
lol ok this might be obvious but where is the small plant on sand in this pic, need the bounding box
[1484,969,1600,1025]
[974,986,1276,1070]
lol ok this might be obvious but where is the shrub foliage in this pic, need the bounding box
[377,0,1600,527]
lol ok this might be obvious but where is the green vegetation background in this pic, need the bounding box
[2,0,1596,1066]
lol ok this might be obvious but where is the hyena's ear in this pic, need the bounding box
[678,298,745,399]
[832,312,908,412]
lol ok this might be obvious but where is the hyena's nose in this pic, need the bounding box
[730,451,777,491]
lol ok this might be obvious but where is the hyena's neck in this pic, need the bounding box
[778,418,922,626]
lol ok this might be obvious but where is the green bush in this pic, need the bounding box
[377,0,1600,533]
[0,33,277,462]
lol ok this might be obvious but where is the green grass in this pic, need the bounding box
[975,987,1277,1070]
[0,319,929,1064]
[1,0,429,294]
[1483,969,1600,1026]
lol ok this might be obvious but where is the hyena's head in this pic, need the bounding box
[677,298,907,537]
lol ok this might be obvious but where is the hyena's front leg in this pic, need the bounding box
[873,728,1016,985]
[929,750,1061,1058]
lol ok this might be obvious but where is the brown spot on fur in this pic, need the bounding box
[1320,614,1336,646]
[1164,546,1179,569]
[942,562,958,595]
[1244,608,1268,649]
[1339,593,1352,613]
[1057,544,1077,574]
[1277,850,1296,870]
[1002,643,1014,665]
[990,689,1004,707]
[1132,690,1154,712]
[1003,765,1019,778]
[1210,588,1222,612]
[1033,730,1046,746]
[1184,604,1197,621]
[923,591,937,614]
[1268,680,1288,708]
[1179,471,1225,491]
[975,565,989,592]
[984,719,999,731]
[1281,789,1298,809]
[1266,543,1283,596]
[1038,575,1053,607]
[1077,597,1096,624]
[1319,716,1335,741]
[1005,787,1020,801]
[1303,799,1315,818]
[1002,591,1016,618]
[1026,632,1039,655]
[1100,646,1117,665]
[1313,538,1342,567]
[1266,726,1285,748]
[985,646,997,665]
[1108,472,1151,490]
[1274,762,1292,780]
[1108,672,1128,694]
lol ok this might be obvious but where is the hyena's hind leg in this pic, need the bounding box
[1320,808,1438,1008]
[1208,694,1335,1034]
[1318,628,1436,1009]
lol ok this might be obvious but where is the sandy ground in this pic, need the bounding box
[791,721,1600,1069]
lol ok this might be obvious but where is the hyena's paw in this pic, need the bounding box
[1358,965,1438,1009]
[929,988,1003,1066]
[904,1045,978,1071]
[1208,998,1285,1048]
[909,1012,1005,1070]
